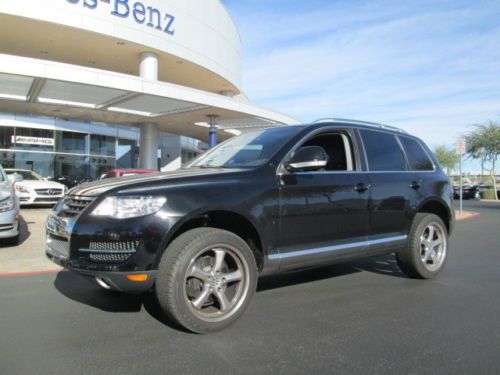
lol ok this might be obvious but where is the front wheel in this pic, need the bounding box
[155,228,258,333]
[396,213,449,279]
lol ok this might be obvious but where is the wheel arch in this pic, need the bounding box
[156,210,266,271]
[416,198,452,233]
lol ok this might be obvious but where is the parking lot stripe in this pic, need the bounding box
[0,269,62,277]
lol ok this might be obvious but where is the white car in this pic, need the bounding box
[5,169,67,206]
[0,165,21,244]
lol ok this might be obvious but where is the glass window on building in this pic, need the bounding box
[90,134,116,157]
[54,154,89,186]
[90,156,115,180]
[181,150,198,164]
[56,131,88,154]
[116,138,138,168]
[14,127,54,152]
[0,151,15,169]
[0,126,15,149]
[14,152,54,179]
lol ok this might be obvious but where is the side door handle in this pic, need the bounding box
[355,183,371,193]
[410,181,422,190]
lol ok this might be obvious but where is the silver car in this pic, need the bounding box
[0,165,21,245]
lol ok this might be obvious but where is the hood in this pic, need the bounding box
[18,180,67,189]
[69,168,242,197]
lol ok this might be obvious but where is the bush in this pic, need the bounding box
[481,188,497,200]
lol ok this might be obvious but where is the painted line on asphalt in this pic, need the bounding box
[0,269,63,277]
[456,212,480,221]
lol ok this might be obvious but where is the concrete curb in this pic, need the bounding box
[0,269,62,277]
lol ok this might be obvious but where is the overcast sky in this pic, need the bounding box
[223,0,500,172]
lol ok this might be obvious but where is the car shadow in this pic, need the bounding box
[18,216,31,245]
[53,271,186,331]
[351,253,407,278]
[54,254,406,330]
[257,253,406,292]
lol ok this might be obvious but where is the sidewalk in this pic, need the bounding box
[0,208,62,275]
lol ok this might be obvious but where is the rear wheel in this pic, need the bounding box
[155,228,257,333]
[396,213,448,279]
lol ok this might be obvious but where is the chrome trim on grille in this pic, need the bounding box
[59,195,94,217]
[79,248,137,254]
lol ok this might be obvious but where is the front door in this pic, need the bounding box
[275,131,371,269]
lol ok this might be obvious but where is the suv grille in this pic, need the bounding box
[87,241,140,252]
[88,253,132,263]
[60,196,94,217]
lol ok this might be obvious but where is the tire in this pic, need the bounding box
[396,213,449,279]
[5,233,20,246]
[155,227,258,333]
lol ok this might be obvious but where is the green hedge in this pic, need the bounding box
[481,188,498,200]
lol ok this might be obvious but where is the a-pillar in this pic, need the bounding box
[138,52,159,169]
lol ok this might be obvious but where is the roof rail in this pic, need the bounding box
[313,118,408,134]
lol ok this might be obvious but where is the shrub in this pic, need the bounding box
[481,188,497,200]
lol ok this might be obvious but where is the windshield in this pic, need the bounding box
[7,170,43,181]
[187,126,303,169]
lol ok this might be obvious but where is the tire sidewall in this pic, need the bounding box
[408,214,449,279]
[157,228,258,333]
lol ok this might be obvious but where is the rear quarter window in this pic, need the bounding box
[360,129,407,171]
[399,136,434,171]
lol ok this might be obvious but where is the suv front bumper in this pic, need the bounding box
[45,212,156,293]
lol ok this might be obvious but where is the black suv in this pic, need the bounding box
[46,119,454,333]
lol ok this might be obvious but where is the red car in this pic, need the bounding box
[101,169,156,179]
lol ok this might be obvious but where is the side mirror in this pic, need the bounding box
[7,174,23,183]
[286,146,329,172]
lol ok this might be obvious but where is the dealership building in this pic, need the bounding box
[0,0,296,182]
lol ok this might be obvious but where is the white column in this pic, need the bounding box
[139,52,158,81]
[139,123,159,170]
[138,52,159,169]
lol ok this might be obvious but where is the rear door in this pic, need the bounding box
[359,129,420,253]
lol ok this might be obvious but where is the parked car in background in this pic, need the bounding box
[453,185,480,200]
[101,169,156,179]
[0,165,21,244]
[453,184,499,200]
[6,169,67,206]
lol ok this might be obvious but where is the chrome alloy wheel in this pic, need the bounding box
[420,222,447,272]
[184,246,250,322]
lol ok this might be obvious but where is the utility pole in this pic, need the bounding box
[456,139,466,213]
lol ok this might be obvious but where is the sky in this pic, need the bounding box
[222,0,500,172]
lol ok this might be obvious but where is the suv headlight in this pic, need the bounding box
[15,184,30,194]
[0,196,14,212]
[91,196,167,219]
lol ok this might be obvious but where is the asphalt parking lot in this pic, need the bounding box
[0,201,499,375]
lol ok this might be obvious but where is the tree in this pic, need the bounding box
[464,121,500,200]
[433,145,459,175]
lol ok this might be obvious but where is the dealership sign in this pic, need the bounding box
[66,0,176,35]
[12,136,55,146]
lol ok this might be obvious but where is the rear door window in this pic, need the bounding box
[399,136,434,171]
[360,129,407,171]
